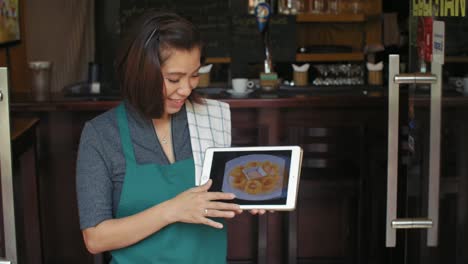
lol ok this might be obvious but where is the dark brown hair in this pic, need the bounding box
[116,11,204,119]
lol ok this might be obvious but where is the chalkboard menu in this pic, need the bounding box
[231,15,296,63]
[121,0,231,57]
[120,1,296,60]
[191,16,231,57]
[444,17,468,56]
[120,0,229,21]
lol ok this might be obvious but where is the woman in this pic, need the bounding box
[76,11,262,263]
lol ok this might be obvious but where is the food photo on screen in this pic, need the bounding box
[209,151,292,205]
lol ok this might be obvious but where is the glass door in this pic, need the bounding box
[0,67,16,263]
[383,2,467,263]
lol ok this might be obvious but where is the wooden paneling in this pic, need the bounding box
[296,52,365,62]
[13,145,42,264]
[11,111,97,264]
[35,112,95,264]
[297,187,354,257]
[226,214,258,263]
[231,109,261,146]
[283,109,367,264]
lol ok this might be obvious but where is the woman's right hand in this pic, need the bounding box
[165,179,240,229]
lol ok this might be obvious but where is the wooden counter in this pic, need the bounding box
[9,91,468,264]
[10,89,468,111]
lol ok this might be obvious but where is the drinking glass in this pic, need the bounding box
[328,0,339,14]
[278,0,300,15]
[350,0,361,14]
[309,0,325,14]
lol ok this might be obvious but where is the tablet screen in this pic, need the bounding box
[209,150,292,205]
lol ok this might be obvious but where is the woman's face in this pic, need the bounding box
[160,48,201,116]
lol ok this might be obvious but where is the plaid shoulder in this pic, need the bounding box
[204,98,230,110]
[204,99,231,146]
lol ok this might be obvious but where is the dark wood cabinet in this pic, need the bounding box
[9,95,468,264]
[284,119,366,263]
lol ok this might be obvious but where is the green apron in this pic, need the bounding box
[110,104,227,264]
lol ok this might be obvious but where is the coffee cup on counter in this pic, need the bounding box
[232,78,255,93]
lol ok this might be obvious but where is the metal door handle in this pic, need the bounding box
[427,54,442,247]
[386,55,400,248]
[0,90,3,101]
[394,73,437,84]
[386,55,441,247]
[392,218,433,229]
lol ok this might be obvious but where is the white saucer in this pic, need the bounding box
[226,89,254,97]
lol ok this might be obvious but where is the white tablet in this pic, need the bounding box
[200,146,303,210]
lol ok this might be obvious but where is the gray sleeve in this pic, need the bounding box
[76,122,114,230]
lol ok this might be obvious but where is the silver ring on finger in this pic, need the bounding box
[204,209,208,215]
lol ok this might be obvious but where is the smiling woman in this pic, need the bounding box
[115,11,204,119]
[76,11,239,264]
[160,48,201,118]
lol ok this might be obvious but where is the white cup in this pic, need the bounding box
[232,78,255,93]
[232,78,248,93]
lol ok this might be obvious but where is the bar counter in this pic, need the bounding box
[11,87,468,112]
[9,89,468,264]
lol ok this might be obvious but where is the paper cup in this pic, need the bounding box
[293,71,308,86]
[198,72,210,87]
[29,61,52,101]
[368,70,383,85]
